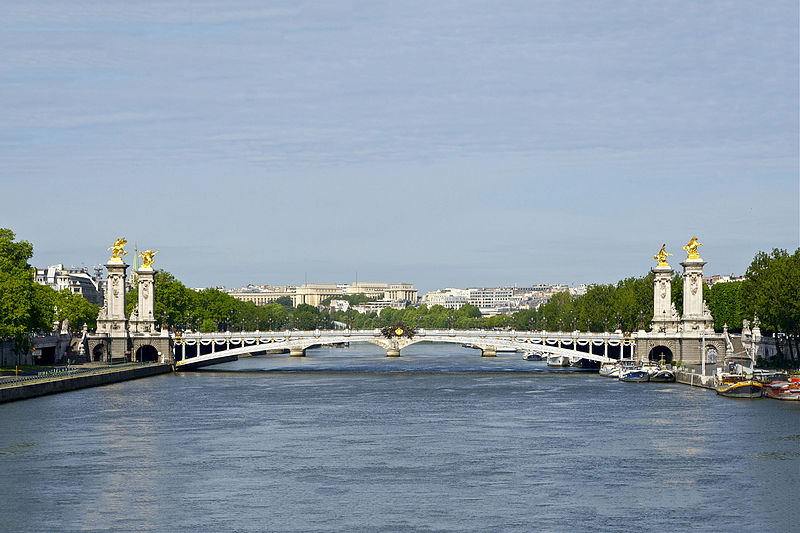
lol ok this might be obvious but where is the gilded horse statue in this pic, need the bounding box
[683,236,702,259]
[108,237,127,261]
[140,249,159,269]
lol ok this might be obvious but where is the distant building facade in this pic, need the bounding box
[35,264,104,306]
[422,288,469,310]
[227,281,418,308]
[227,285,294,306]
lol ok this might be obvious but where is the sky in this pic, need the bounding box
[2,1,798,293]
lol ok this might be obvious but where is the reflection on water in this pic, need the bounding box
[0,344,797,532]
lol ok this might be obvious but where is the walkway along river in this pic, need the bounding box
[0,344,797,532]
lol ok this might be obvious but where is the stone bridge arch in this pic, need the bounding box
[173,330,620,370]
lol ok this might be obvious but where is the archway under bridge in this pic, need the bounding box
[648,345,674,364]
[135,344,159,363]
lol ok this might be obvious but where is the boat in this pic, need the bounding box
[649,368,676,382]
[546,355,571,367]
[764,379,800,400]
[599,362,621,378]
[570,358,601,370]
[716,374,764,398]
[640,361,660,376]
[619,368,650,382]
[522,352,543,361]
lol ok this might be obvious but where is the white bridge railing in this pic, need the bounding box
[173,329,634,368]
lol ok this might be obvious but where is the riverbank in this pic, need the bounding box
[675,368,716,389]
[0,363,173,404]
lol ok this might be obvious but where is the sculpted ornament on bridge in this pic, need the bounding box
[381,324,416,339]
[107,237,127,263]
[653,244,672,267]
[683,236,702,260]
[140,249,158,269]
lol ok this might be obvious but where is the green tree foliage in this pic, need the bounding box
[742,249,800,334]
[671,273,683,316]
[705,281,745,332]
[154,271,196,328]
[292,303,323,330]
[0,229,36,348]
[0,229,58,352]
[274,296,293,308]
[741,248,800,361]
[523,274,654,333]
[53,289,99,330]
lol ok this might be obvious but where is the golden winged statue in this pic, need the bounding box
[140,249,159,269]
[108,237,128,262]
[654,244,672,267]
[683,236,702,260]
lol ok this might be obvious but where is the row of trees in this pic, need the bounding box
[0,229,99,353]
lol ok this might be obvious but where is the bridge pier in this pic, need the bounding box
[289,348,306,357]
[480,347,497,357]
[386,349,400,357]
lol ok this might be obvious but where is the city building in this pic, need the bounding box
[227,281,420,308]
[328,299,350,313]
[703,274,745,286]
[35,264,104,306]
[385,283,418,304]
[352,300,409,314]
[293,283,343,307]
[344,282,389,299]
[227,285,294,306]
[468,287,513,314]
[422,288,469,310]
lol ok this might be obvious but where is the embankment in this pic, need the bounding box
[0,364,173,404]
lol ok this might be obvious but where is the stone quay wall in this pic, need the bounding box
[0,363,173,404]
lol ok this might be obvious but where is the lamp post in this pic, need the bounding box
[701,330,706,376]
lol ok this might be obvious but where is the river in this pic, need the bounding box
[1,343,797,532]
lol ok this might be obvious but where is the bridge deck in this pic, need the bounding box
[173,329,632,369]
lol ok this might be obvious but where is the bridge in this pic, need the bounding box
[173,329,633,370]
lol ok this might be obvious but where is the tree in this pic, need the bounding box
[459,303,482,319]
[293,303,320,330]
[153,270,196,329]
[705,281,745,332]
[742,248,800,361]
[53,289,99,330]
[275,296,293,308]
[0,229,41,353]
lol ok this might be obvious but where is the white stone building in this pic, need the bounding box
[422,288,469,310]
[35,264,103,306]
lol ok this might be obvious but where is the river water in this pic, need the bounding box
[1,343,797,532]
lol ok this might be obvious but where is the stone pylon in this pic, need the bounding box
[680,256,714,333]
[95,258,129,360]
[130,267,156,333]
[651,264,678,334]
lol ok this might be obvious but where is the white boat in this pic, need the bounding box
[599,362,621,377]
[546,355,571,367]
[619,368,650,382]
[640,361,660,376]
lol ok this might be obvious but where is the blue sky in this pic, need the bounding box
[2,1,798,292]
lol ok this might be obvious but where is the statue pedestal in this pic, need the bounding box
[651,265,678,334]
[130,267,157,333]
[681,258,714,333]
[102,260,129,360]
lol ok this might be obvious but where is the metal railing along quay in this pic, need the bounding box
[0,363,155,387]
